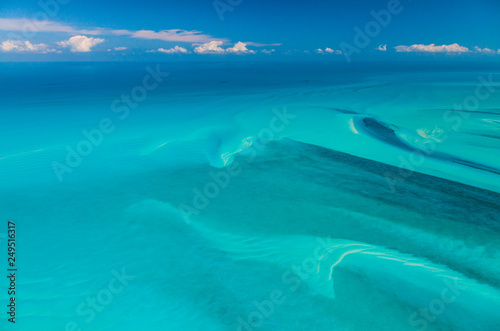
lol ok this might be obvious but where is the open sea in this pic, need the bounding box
[1,61,499,330]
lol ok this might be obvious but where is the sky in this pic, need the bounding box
[0,0,499,61]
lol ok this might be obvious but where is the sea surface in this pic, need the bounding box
[0,61,499,330]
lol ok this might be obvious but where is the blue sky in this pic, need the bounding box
[1,0,499,61]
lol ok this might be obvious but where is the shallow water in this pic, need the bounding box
[0,61,499,330]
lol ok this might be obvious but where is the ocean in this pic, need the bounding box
[1,61,499,330]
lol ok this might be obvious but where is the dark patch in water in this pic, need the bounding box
[315,107,358,115]
[328,107,358,115]
[358,116,500,176]
[360,117,409,151]
[468,132,500,140]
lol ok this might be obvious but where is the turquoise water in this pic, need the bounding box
[1,62,499,330]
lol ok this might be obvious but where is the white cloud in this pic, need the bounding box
[0,40,55,53]
[193,41,256,54]
[114,47,127,51]
[131,29,222,43]
[377,44,387,51]
[153,46,189,54]
[474,46,497,54]
[57,36,104,52]
[325,47,342,54]
[261,49,275,54]
[243,42,282,47]
[394,43,470,53]
[193,41,225,53]
[316,48,342,54]
[226,42,255,54]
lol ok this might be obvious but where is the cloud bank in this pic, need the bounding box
[0,40,55,53]
[394,43,470,53]
[0,19,224,44]
[0,18,279,56]
[194,41,255,54]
